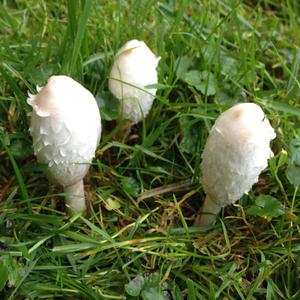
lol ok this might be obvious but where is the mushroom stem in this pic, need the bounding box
[64,180,86,213]
[193,196,221,226]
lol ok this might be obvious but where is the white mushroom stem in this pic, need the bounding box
[64,180,86,213]
[194,196,221,226]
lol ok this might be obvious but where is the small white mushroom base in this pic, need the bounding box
[65,180,86,213]
[194,196,221,226]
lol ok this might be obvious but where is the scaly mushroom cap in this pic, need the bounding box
[27,75,101,187]
[201,103,276,208]
[108,39,160,123]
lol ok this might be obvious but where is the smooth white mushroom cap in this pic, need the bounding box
[108,39,160,123]
[201,103,276,208]
[27,75,101,187]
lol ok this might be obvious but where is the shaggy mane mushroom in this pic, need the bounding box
[27,75,101,213]
[194,103,276,226]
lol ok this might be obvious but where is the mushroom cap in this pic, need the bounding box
[108,39,160,123]
[27,75,101,187]
[201,103,276,207]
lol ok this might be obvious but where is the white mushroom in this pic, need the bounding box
[27,75,101,213]
[108,39,160,124]
[194,103,276,226]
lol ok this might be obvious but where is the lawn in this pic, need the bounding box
[0,0,300,299]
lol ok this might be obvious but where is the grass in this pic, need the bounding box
[0,0,300,299]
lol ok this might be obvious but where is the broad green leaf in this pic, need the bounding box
[247,205,263,216]
[214,82,242,104]
[183,70,201,87]
[0,126,10,147]
[176,56,194,79]
[142,288,168,300]
[290,147,300,164]
[141,272,168,300]
[96,91,119,121]
[221,55,238,77]
[125,272,168,299]
[9,139,33,160]
[286,135,300,187]
[247,195,285,218]
[286,163,300,187]
[125,274,145,296]
[179,114,202,154]
[184,70,217,95]
[121,177,140,197]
